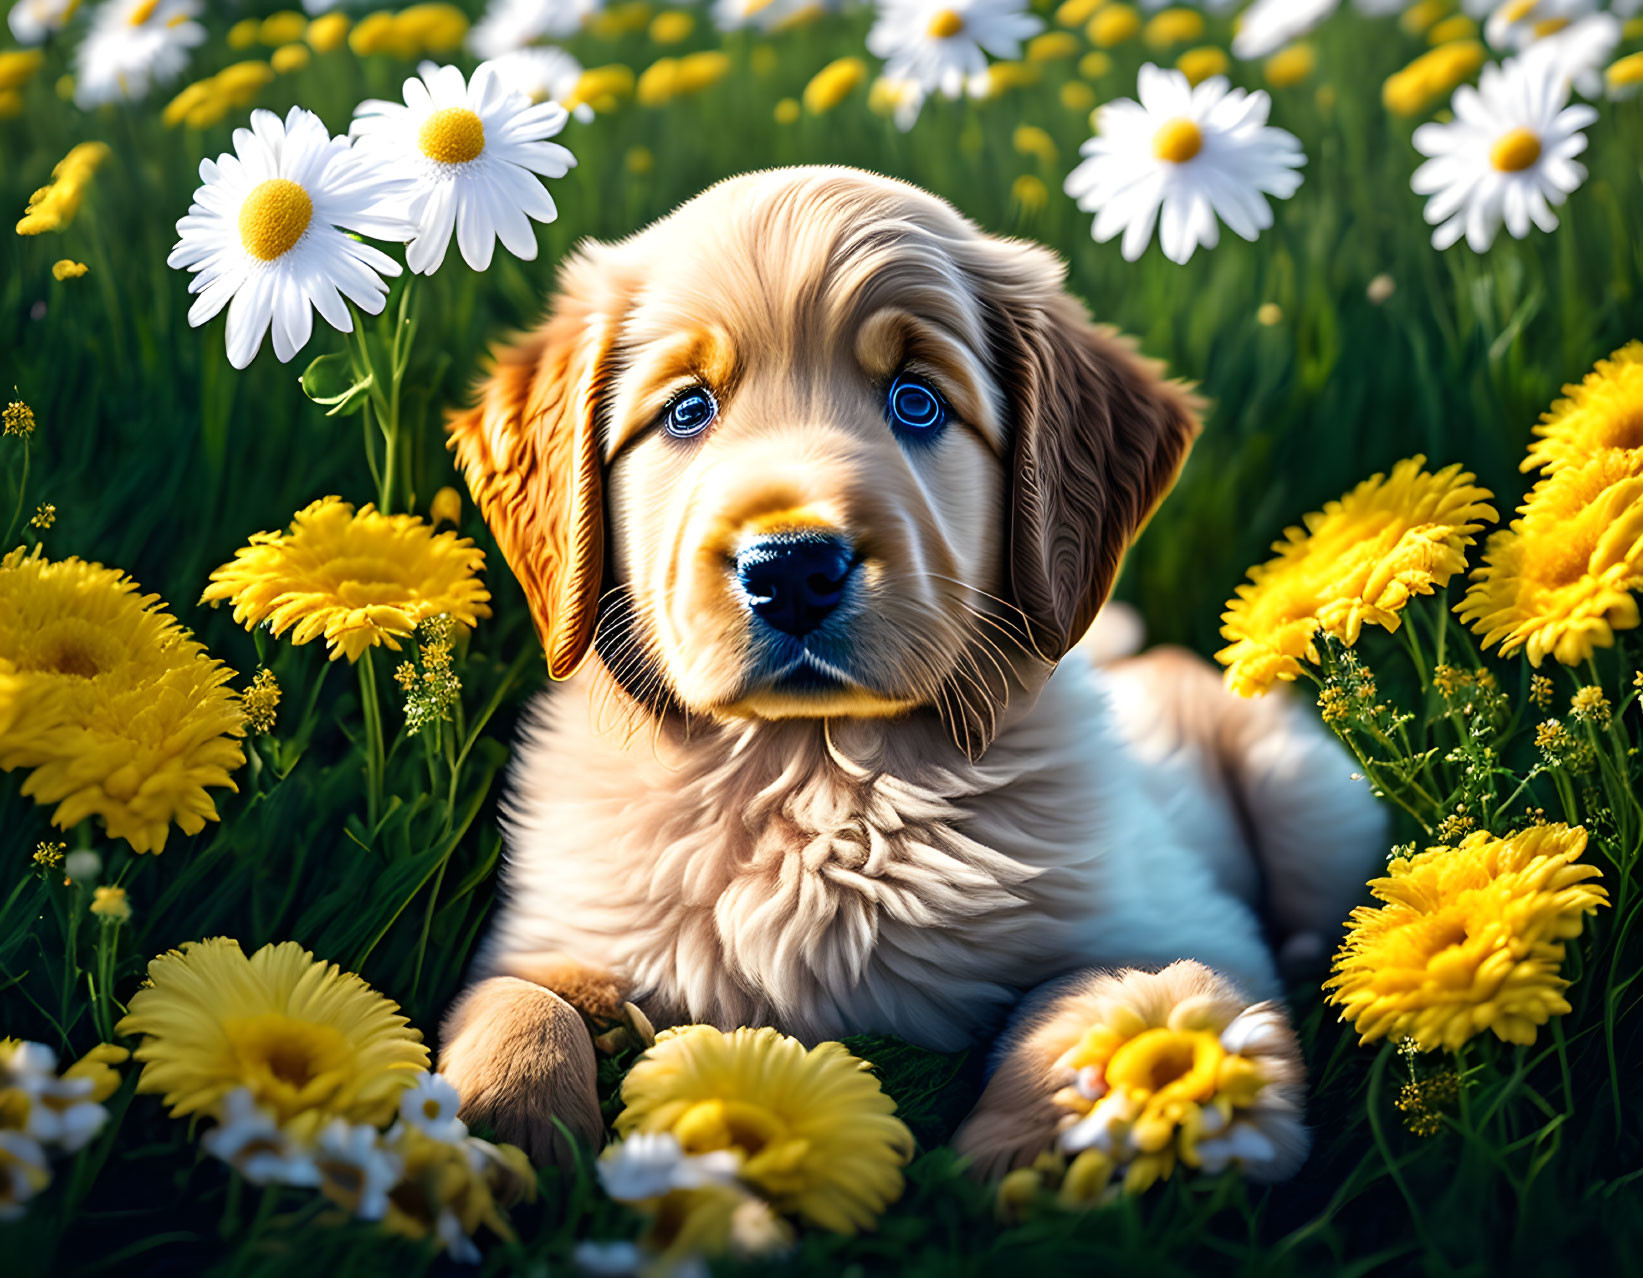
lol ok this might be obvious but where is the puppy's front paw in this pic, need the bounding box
[954,961,1309,1192]
[439,976,604,1168]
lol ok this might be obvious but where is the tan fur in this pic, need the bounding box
[438,977,604,1164]
[439,167,1386,1174]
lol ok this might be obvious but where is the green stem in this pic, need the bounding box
[4,434,30,547]
[357,651,385,834]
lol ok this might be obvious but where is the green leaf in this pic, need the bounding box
[299,352,373,418]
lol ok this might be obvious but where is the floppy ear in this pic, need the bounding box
[446,251,623,680]
[964,239,1201,659]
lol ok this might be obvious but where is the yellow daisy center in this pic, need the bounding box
[223,1013,354,1118]
[1531,17,1569,37]
[421,1096,442,1119]
[674,1097,787,1156]
[1490,126,1542,173]
[128,0,158,24]
[1153,117,1204,164]
[238,178,313,262]
[419,106,487,165]
[926,9,964,38]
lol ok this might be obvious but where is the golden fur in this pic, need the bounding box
[439,167,1386,1172]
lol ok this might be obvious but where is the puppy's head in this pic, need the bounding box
[450,167,1198,748]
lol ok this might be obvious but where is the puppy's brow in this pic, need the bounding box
[605,325,737,454]
[856,307,1004,452]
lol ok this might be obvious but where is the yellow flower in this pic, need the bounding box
[33,841,64,869]
[64,1044,128,1103]
[51,260,87,281]
[616,1026,913,1234]
[1088,4,1140,48]
[227,16,260,49]
[259,10,308,46]
[1400,0,1450,35]
[1079,50,1112,80]
[1264,43,1316,90]
[649,10,694,43]
[803,57,867,114]
[271,43,311,74]
[0,89,21,119]
[1012,124,1057,165]
[0,49,44,91]
[429,485,462,528]
[117,937,429,1126]
[382,1124,513,1258]
[1055,0,1102,26]
[0,548,245,854]
[1011,173,1049,215]
[16,142,110,236]
[1218,458,1496,696]
[645,1182,795,1270]
[675,50,731,94]
[306,12,352,52]
[1383,41,1486,117]
[1522,341,1643,475]
[1143,8,1203,48]
[1326,825,1607,1051]
[1050,963,1307,1191]
[564,63,635,115]
[2,396,33,437]
[625,145,654,174]
[774,96,800,124]
[1256,301,1283,326]
[201,497,490,663]
[90,885,130,922]
[1060,80,1097,112]
[1608,51,1643,99]
[1027,31,1080,62]
[1177,46,1230,86]
[242,667,280,735]
[1458,452,1643,666]
[1427,14,1476,44]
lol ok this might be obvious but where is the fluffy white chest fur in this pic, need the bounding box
[479,655,1291,1052]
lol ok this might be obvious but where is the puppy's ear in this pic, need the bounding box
[447,250,624,680]
[964,238,1201,659]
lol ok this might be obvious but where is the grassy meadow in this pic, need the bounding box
[3,1,1643,1275]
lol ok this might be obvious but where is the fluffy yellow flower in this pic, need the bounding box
[1046,963,1307,1196]
[1522,341,1643,475]
[1326,825,1606,1051]
[382,1124,514,1258]
[616,1026,913,1234]
[90,885,130,922]
[1458,452,1643,666]
[0,548,245,854]
[1218,458,1496,696]
[201,497,489,663]
[15,141,110,236]
[1382,40,1487,117]
[803,57,867,114]
[117,938,429,1126]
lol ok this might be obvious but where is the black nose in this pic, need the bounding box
[736,535,856,637]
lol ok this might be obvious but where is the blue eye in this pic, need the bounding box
[886,372,947,438]
[664,387,717,438]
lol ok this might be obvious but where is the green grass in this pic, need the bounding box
[3,3,1643,1275]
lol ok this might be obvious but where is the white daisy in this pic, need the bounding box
[1530,12,1622,98]
[1065,64,1306,264]
[572,1241,647,1276]
[73,0,205,108]
[170,107,410,370]
[713,0,836,33]
[1410,51,1597,252]
[312,1118,402,1221]
[350,61,576,275]
[1230,0,1338,61]
[485,46,595,122]
[595,1131,743,1202]
[865,0,1043,101]
[201,1089,322,1187]
[1484,0,1598,53]
[469,0,598,59]
[7,0,79,45]
[0,1131,51,1222]
[397,1072,468,1144]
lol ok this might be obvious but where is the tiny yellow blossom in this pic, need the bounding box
[33,841,64,870]
[1055,0,1104,26]
[774,96,801,124]
[1427,15,1476,44]
[1143,8,1203,49]
[3,396,35,438]
[649,10,694,43]
[1570,685,1611,726]
[0,89,21,119]
[1609,52,1643,99]
[1177,46,1230,87]
[1060,81,1096,112]
[30,503,55,530]
[227,16,260,49]
[242,667,281,735]
[1400,0,1451,35]
[1264,44,1316,90]
[1011,174,1049,215]
[51,259,88,281]
[430,486,462,528]
[260,10,308,46]
[1013,124,1058,165]
[307,12,352,52]
[803,57,867,114]
[90,885,131,922]
[0,49,44,91]
[1089,4,1140,48]
[1078,51,1112,80]
[1257,303,1283,327]
[271,43,311,74]
[625,145,653,175]
[1027,32,1080,62]
[16,142,111,236]
[1383,42,1487,117]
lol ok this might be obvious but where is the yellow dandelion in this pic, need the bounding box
[1522,341,1643,476]
[1089,4,1140,48]
[1326,825,1607,1051]
[1264,44,1316,90]
[625,145,654,174]
[1217,458,1496,696]
[1079,50,1112,80]
[270,42,311,74]
[429,485,462,528]
[1026,32,1080,63]
[51,260,87,281]
[615,1026,913,1235]
[306,12,352,52]
[1012,124,1058,165]
[1458,453,1643,666]
[1056,0,1102,27]
[15,141,109,236]
[1060,80,1097,112]
[1400,0,1450,36]
[1020,964,1307,1194]
[259,10,307,45]
[1011,173,1050,215]
[803,57,867,115]
[201,497,490,663]
[117,937,429,1126]
[1143,8,1203,49]
[1608,51,1643,99]
[649,10,694,43]
[1177,46,1231,87]
[0,549,245,854]
[1427,15,1477,44]
[773,96,800,124]
[90,884,130,922]
[1383,41,1487,117]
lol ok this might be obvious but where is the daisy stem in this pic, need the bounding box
[358,650,385,834]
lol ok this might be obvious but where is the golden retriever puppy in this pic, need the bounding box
[440,166,1386,1177]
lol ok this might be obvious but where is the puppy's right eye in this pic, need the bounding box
[663,387,718,439]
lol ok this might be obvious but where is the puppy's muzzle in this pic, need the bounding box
[735,533,857,638]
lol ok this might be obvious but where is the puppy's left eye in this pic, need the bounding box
[885,372,948,438]
[663,387,718,439]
